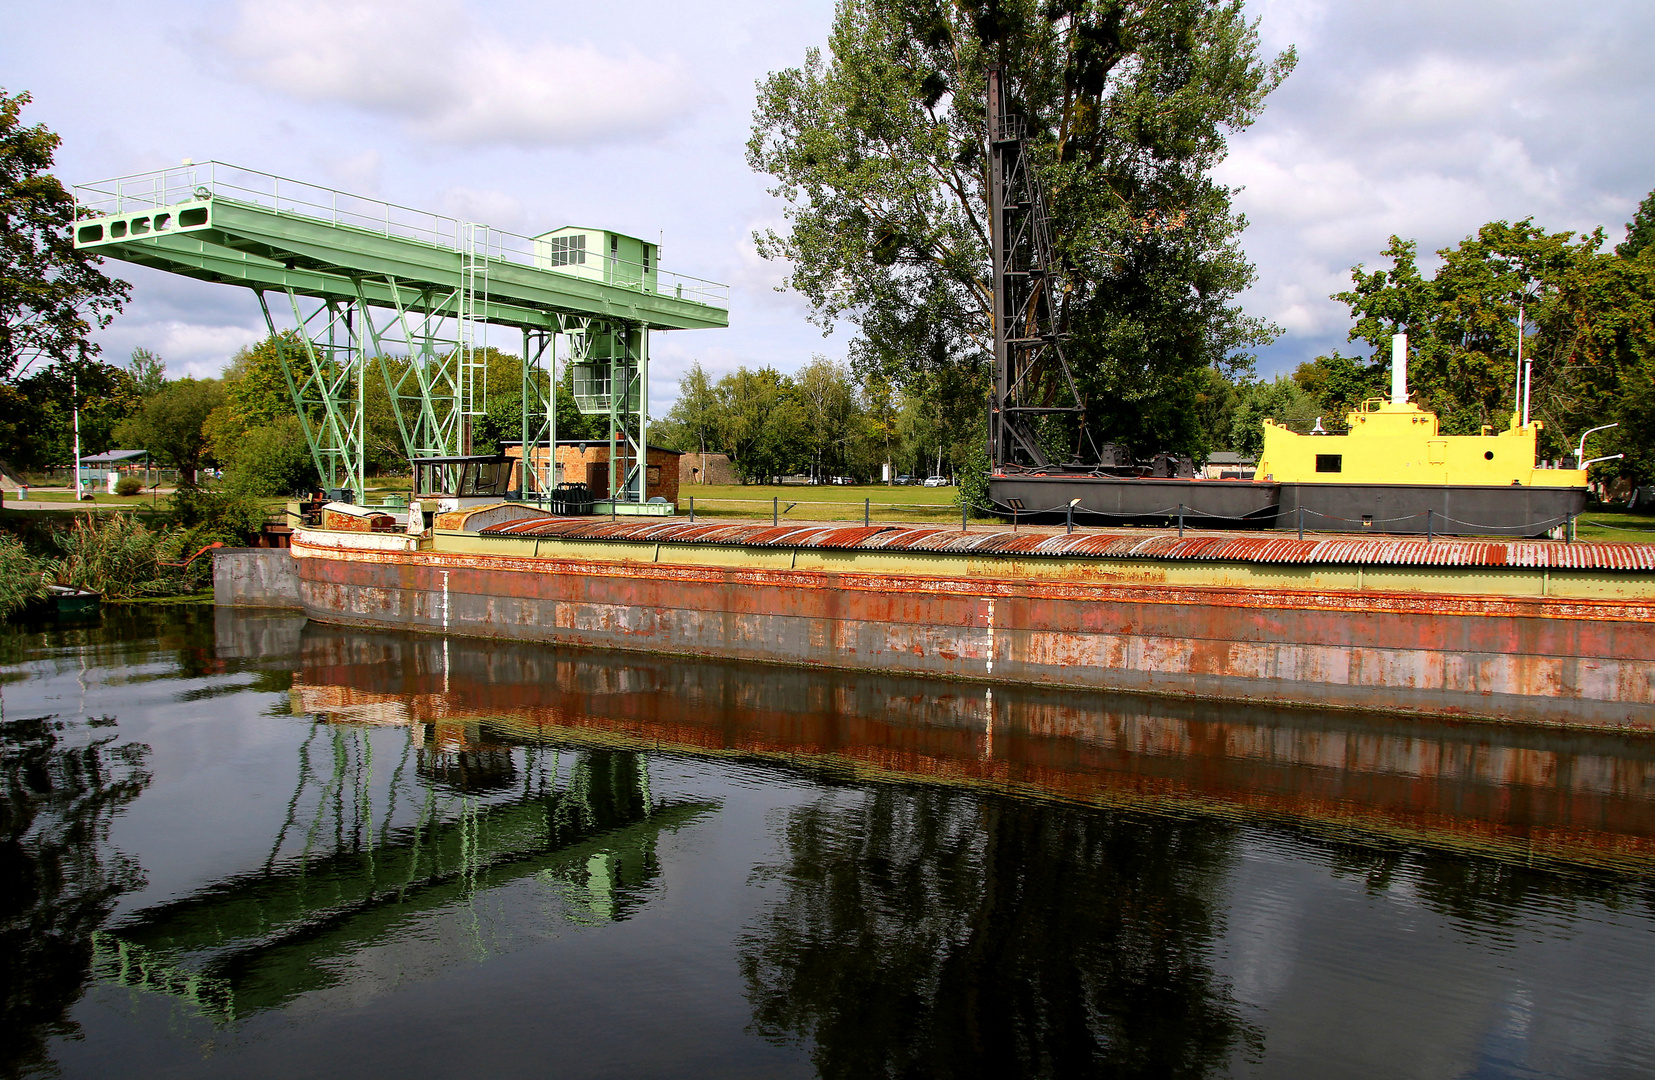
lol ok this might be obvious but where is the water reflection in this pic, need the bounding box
[290,621,1655,875]
[0,610,1652,1078]
[740,786,1258,1078]
[95,734,709,1022]
[0,709,151,1077]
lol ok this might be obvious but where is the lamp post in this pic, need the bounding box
[72,372,85,500]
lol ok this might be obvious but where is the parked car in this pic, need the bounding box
[922,476,949,487]
[894,474,916,486]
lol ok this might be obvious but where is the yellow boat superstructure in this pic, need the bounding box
[1258,403,1587,490]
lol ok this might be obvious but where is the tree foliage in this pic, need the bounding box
[748,0,1293,457]
[0,90,128,380]
[115,377,225,485]
[0,357,139,470]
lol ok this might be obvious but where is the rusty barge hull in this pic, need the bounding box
[289,523,1655,730]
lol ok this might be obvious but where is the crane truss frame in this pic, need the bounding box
[71,162,726,505]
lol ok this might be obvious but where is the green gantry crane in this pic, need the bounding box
[72,163,728,505]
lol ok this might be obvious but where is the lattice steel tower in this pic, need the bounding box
[986,67,1085,475]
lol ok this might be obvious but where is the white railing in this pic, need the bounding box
[73,161,729,308]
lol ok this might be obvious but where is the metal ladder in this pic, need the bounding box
[458,222,491,421]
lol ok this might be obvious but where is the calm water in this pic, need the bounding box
[3,607,1655,1079]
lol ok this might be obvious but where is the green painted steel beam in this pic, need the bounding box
[73,164,721,493]
[74,197,729,331]
[93,228,566,330]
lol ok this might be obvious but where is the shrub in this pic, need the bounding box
[168,486,269,547]
[223,416,319,497]
[0,534,54,616]
[53,513,208,599]
[114,475,143,497]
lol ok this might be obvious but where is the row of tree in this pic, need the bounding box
[662,187,1655,486]
[653,357,961,484]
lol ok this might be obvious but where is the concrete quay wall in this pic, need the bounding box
[213,547,302,609]
[290,537,1655,731]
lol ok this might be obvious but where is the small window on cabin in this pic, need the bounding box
[647,465,661,485]
[1315,454,1343,474]
[549,234,586,267]
[643,246,651,275]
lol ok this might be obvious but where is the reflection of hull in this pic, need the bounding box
[990,474,1279,527]
[293,623,1655,873]
[1279,482,1589,537]
[990,474,1589,536]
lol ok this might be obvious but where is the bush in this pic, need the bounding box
[223,416,319,497]
[168,486,268,547]
[954,445,990,520]
[114,475,143,497]
[53,513,208,599]
[0,534,54,617]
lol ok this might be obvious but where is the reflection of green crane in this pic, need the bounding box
[71,164,728,503]
[93,741,714,1022]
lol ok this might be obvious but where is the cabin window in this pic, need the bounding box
[646,465,661,485]
[1315,454,1342,474]
[547,234,586,266]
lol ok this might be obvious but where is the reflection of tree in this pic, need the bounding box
[0,714,151,1076]
[1317,838,1655,929]
[739,785,1258,1079]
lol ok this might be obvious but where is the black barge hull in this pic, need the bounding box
[1278,483,1589,537]
[990,476,1589,536]
[990,475,1279,528]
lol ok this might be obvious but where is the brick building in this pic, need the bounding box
[504,441,681,503]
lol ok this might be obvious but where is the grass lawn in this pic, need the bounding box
[1574,508,1655,543]
[8,490,168,506]
[677,483,974,524]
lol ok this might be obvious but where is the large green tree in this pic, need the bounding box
[656,362,723,480]
[116,377,226,486]
[718,366,807,483]
[749,0,1292,462]
[0,90,128,380]
[0,357,138,471]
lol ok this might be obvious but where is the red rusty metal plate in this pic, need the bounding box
[474,517,1655,572]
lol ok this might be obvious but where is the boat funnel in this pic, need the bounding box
[1391,333,1408,405]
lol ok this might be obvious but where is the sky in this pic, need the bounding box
[7,0,1655,411]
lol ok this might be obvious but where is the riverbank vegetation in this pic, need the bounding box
[0,511,222,616]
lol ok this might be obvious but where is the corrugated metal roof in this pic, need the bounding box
[477,517,1655,571]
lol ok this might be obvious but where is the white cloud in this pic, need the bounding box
[217,0,706,147]
[98,320,264,380]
